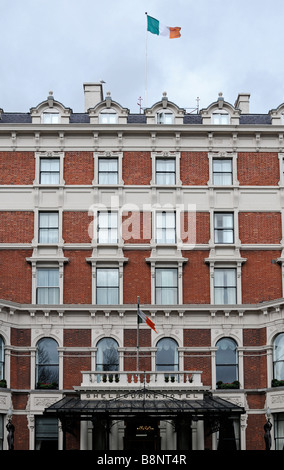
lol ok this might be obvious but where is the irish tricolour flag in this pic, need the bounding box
[138,307,157,333]
[147,15,181,39]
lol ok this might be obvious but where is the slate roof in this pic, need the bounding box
[0,112,274,125]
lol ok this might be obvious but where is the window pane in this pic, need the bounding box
[274,334,284,380]
[98,212,118,243]
[156,212,176,243]
[99,112,117,124]
[96,338,119,371]
[98,159,118,184]
[42,113,60,124]
[36,338,59,386]
[156,269,178,304]
[214,269,236,304]
[216,338,238,383]
[37,269,60,305]
[213,159,232,185]
[96,269,119,304]
[156,338,179,371]
[39,213,59,243]
[157,112,173,124]
[156,159,175,185]
[214,213,234,243]
[212,113,229,124]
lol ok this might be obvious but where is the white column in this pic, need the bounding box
[80,421,88,450]
[196,420,204,450]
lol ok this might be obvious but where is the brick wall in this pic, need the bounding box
[63,251,92,304]
[246,393,267,450]
[181,212,210,244]
[0,250,32,303]
[241,250,282,303]
[63,211,94,243]
[182,250,210,304]
[10,329,31,389]
[237,152,279,185]
[180,152,209,185]
[63,329,91,388]
[243,328,267,389]
[0,152,34,184]
[122,152,151,185]
[64,151,94,185]
[122,212,151,243]
[123,250,151,304]
[0,211,34,243]
[124,329,151,371]
[13,413,29,450]
[183,329,211,385]
[239,212,282,244]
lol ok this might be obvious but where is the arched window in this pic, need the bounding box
[156,338,179,371]
[216,337,238,384]
[273,333,284,380]
[0,337,4,381]
[36,338,59,389]
[96,338,119,371]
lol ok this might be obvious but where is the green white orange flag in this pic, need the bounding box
[147,15,181,39]
[138,307,157,333]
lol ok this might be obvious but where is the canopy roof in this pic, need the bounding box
[44,389,245,421]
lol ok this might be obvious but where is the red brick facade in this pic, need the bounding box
[237,152,279,186]
[0,152,34,185]
[1,146,283,451]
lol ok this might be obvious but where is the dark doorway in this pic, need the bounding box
[124,419,160,451]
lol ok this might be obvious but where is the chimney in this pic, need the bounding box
[83,83,104,111]
[235,93,250,114]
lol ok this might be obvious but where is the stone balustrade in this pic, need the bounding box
[81,370,203,388]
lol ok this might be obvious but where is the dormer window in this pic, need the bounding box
[42,112,60,124]
[212,111,230,125]
[99,109,118,124]
[157,111,174,124]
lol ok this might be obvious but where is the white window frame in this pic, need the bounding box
[155,267,178,305]
[155,211,176,244]
[93,151,123,185]
[34,151,65,186]
[214,268,237,305]
[156,158,176,185]
[212,158,233,185]
[214,212,234,244]
[30,261,65,305]
[157,111,174,124]
[99,109,118,124]
[97,211,118,244]
[41,111,60,124]
[39,157,60,185]
[36,267,60,305]
[34,209,63,246]
[151,151,181,185]
[96,267,120,305]
[38,211,59,244]
[211,111,230,125]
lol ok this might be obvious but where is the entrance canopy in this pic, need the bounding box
[44,389,245,420]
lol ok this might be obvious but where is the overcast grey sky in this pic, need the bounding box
[0,0,283,114]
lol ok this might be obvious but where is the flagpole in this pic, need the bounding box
[137,296,140,371]
[145,12,148,108]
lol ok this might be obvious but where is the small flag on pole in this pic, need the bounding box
[147,15,181,39]
[138,307,157,333]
